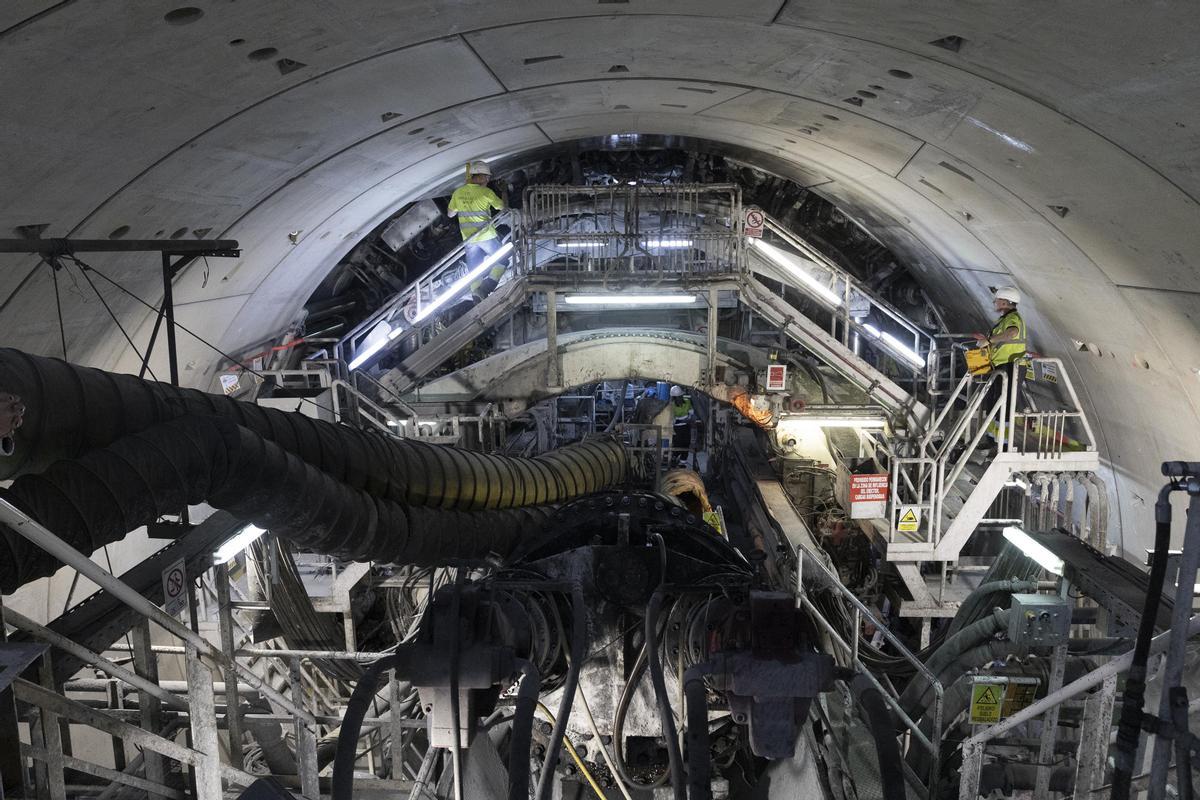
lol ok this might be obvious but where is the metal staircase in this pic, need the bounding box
[884,360,1100,614]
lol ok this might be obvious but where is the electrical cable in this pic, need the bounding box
[507,658,541,800]
[645,590,686,800]
[331,654,400,800]
[574,663,635,800]
[535,702,606,799]
[449,569,465,800]
[535,584,587,800]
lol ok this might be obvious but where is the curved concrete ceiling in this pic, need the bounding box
[3,2,1200,556]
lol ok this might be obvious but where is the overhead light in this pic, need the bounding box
[644,239,693,248]
[213,524,268,564]
[563,293,699,306]
[412,241,514,323]
[1002,526,1064,576]
[1005,477,1031,490]
[862,324,926,368]
[749,239,842,307]
[782,416,887,428]
[557,240,607,248]
[627,180,637,185]
[348,321,394,370]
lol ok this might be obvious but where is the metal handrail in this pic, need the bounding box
[335,211,516,370]
[761,214,937,360]
[958,614,1200,800]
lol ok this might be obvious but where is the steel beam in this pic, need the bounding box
[130,621,167,791]
[20,744,184,800]
[185,644,221,800]
[0,239,239,256]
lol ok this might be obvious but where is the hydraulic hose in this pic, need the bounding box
[1112,483,1176,800]
[898,608,1009,717]
[851,674,906,800]
[535,584,586,800]
[684,664,714,800]
[508,659,541,800]
[0,348,627,510]
[0,414,553,592]
[332,654,400,800]
[645,590,686,800]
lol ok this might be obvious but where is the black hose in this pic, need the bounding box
[646,590,686,800]
[0,414,554,592]
[851,674,906,800]
[508,659,541,800]
[0,348,628,510]
[332,654,399,800]
[1113,483,1175,800]
[898,608,1008,718]
[974,763,1073,797]
[684,665,713,800]
[534,584,586,800]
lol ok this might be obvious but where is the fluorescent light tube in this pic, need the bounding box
[784,417,887,428]
[644,239,693,248]
[412,241,514,323]
[213,524,268,563]
[749,239,842,306]
[562,293,699,306]
[348,324,392,370]
[1002,527,1064,576]
[862,324,926,368]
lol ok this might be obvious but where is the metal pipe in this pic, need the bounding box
[0,497,318,727]
[0,239,239,255]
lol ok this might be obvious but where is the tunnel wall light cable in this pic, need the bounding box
[1002,526,1064,576]
[562,293,699,306]
[748,239,842,307]
[213,524,268,563]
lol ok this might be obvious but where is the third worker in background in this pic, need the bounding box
[447,161,508,302]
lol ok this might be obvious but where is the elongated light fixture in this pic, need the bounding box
[1002,526,1064,576]
[563,293,699,306]
[862,324,926,368]
[748,239,842,307]
[644,239,693,248]
[213,524,268,563]
[348,322,393,370]
[412,241,514,324]
[782,416,887,428]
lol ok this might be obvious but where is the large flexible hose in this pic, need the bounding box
[0,348,627,510]
[0,414,553,592]
[331,655,399,800]
[508,659,541,800]
[898,608,1009,717]
[645,590,686,800]
[851,674,906,800]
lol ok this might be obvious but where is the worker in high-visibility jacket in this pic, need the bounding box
[972,286,1027,450]
[447,161,507,302]
[669,385,698,468]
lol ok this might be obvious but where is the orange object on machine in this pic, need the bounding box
[724,385,775,427]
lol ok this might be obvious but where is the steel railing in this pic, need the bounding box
[334,211,516,373]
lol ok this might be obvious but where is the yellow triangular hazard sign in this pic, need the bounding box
[976,686,1000,705]
[899,508,918,524]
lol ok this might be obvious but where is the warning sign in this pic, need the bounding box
[897,505,921,533]
[766,364,788,392]
[1002,680,1038,718]
[970,682,1004,725]
[162,557,188,618]
[745,206,765,238]
[849,474,889,519]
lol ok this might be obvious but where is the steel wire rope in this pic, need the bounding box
[67,256,160,382]
[60,254,344,420]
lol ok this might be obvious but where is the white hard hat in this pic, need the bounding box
[469,160,492,177]
[994,286,1021,304]
[670,385,684,398]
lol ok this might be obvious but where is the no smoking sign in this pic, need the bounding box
[162,557,188,617]
[745,206,764,238]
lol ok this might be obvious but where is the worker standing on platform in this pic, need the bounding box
[447,161,507,302]
[669,385,698,467]
[973,286,1027,451]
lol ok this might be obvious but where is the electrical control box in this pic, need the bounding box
[1008,593,1072,648]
